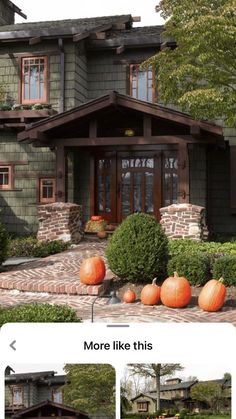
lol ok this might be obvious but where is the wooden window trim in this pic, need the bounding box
[0,165,13,190]
[52,388,63,403]
[11,385,24,406]
[21,56,48,104]
[137,402,148,412]
[39,178,56,204]
[130,64,156,102]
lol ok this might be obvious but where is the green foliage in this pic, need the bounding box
[190,382,223,412]
[0,221,9,265]
[168,239,236,257]
[0,303,80,325]
[212,255,236,286]
[167,251,211,285]
[63,364,115,415]
[106,213,169,282]
[8,236,70,258]
[147,0,236,127]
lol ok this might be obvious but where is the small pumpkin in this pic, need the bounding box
[97,231,107,239]
[160,271,191,308]
[140,278,160,305]
[91,215,103,221]
[123,289,136,303]
[106,224,116,231]
[80,256,106,285]
[198,277,226,312]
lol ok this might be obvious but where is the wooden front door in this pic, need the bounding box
[94,150,177,223]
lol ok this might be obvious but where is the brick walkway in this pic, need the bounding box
[0,239,235,324]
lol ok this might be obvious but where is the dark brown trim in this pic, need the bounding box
[0,160,28,165]
[0,164,13,190]
[230,145,236,211]
[178,142,190,203]
[56,145,66,202]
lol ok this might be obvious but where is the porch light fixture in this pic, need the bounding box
[124,128,135,137]
[91,291,121,322]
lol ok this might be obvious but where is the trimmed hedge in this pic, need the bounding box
[106,213,169,282]
[0,221,9,265]
[168,239,236,257]
[213,255,236,286]
[7,236,70,258]
[0,303,80,325]
[167,252,211,285]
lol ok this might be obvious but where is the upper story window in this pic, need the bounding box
[12,386,23,406]
[0,166,12,189]
[52,389,63,404]
[130,64,154,102]
[21,56,48,104]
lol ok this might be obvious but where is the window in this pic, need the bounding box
[130,64,154,102]
[52,389,63,404]
[137,402,148,412]
[12,386,23,406]
[22,56,48,104]
[0,166,12,189]
[39,178,56,203]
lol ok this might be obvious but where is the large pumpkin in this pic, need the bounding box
[160,271,191,308]
[198,277,226,312]
[123,289,136,303]
[140,278,160,305]
[91,215,103,221]
[80,256,106,285]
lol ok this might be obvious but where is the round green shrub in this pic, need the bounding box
[167,251,211,285]
[106,213,169,282]
[0,303,80,326]
[212,255,236,286]
[0,221,9,265]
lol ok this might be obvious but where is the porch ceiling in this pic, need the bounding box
[17,91,224,145]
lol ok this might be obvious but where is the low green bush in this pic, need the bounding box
[167,252,211,285]
[0,303,80,325]
[8,236,70,258]
[212,255,236,286]
[0,221,9,265]
[168,239,236,257]
[106,213,169,282]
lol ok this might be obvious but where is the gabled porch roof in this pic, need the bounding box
[17,91,223,145]
[12,400,89,418]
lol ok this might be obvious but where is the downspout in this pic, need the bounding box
[58,38,65,113]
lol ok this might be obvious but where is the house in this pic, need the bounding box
[5,369,67,418]
[0,0,236,236]
[130,377,231,414]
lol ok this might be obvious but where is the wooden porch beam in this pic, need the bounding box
[55,145,66,202]
[178,142,190,203]
[29,36,42,45]
[143,116,152,137]
[89,119,97,138]
[230,145,236,211]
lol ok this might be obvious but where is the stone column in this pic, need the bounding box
[37,202,83,243]
[160,203,208,241]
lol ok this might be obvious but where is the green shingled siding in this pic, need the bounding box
[87,49,156,99]
[189,145,207,208]
[0,132,55,234]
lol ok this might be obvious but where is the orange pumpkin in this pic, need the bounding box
[123,289,136,303]
[80,256,106,285]
[198,277,226,312]
[97,231,107,239]
[160,271,191,308]
[91,215,103,221]
[141,278,160,305]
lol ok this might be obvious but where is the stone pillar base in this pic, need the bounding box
[160,203,208,241]
[37,202,83,243]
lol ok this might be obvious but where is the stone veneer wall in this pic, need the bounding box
[37,202,83,243]
[160,203,208,241]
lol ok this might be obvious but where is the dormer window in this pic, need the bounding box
[52,389,63,404]
[21,56,48,104]
[130,64,154,102]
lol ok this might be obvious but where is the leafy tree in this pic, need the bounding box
[223,372,231,381]
[147,0,236,126]
[190,382,223,413]
[129,363,183,413]
[120,386,132,416]
[63,364,115,417]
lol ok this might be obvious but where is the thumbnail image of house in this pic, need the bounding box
[130,377,231,414]
[0,0,236,237]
